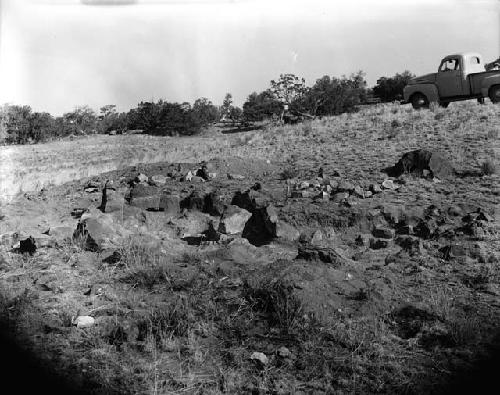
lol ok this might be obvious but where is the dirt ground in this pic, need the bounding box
[0,101,499,394]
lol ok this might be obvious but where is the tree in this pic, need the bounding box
[63,105,97,134]
[242,90,282,122]
[191,98,219,126]
[373,71,415,102]
[220,93,233,121]
[270,74,308,105]
[300,71,367,116]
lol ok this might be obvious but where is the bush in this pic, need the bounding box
[373,71,415,102]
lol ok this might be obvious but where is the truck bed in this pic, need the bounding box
[468,70,500,95]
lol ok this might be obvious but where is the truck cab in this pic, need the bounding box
[403,52,500,109]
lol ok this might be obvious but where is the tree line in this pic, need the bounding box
[0,70,413,145]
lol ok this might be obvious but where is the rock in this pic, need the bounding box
[396,224,413,235]
[389,149,454,179]
[218,205,252,235]
[370,238,389,249]
[203,192,224,216]
[159,192,181,214]
[204,221,220,242]
[353,185,365,198]
[337,180,355,193]
[74,315,95,329]
[299,181,310,190]
[126,184,162,210]
[370,183,383,194]
[74,212,130,252]
[135,173,149,184]
[101,249,122,264]
[19,236,37,255]
[180,191,205,211]
[447,205,463,217]
[364,190,373,198]
[185,171,193,182]
[477,210,494,222]
[277,346,292,359]
[439,244,467,260]
[310,229,324,246]
[227,173,245,180]
[331,192,349,202]
[381,179,398,190]
[297,243,346,265]
[372,226,395,239]
[196,166,210,181]
[84,187,99,193]
[355,234,371,247]
[395,235,423,255]
[150,175,167,185]
[190,176,205,183]
[250,352,268,366]
[414,220,437,239]
[98,184,124,213]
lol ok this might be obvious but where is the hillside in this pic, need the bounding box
[0,101,498,394]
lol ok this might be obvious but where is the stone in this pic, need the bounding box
[101,249,122,264]
[126,184,161,210]
[227,173,245,180]
[150,175,167,185]
[297,243,346,265]
[370,238,389,249]
[250,352,268,366]
[370,183,383,194]
[447,205,463,217]
[355,234,371,247]
[381,179,398,190]
[74,315,95,329]
[98,185,124,213]
[84,187,98,193]
[135,173,148,184]
[204,221,220,242]
[218,205,252,235]
[203,192,224,216]
[395,235,423,255]
[180,191,205,211]
[439,244,467,260]
[414,220,437,239]
[337,180,355,193]
[19,236,37,255]
[277,346,292,359]
[353,185,365,198]
[477,210,494,222]
[396,224,413,235]
[389,149,454,179]
[372,226,395,239]
[196,166,210,181]
[74,212,130,252]
[310,229,324,246]
[331,192,349,202]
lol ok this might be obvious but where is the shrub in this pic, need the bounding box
[481,160,497,176]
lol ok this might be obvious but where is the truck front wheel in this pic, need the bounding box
[411,93,429,109]
[489,85,500,103]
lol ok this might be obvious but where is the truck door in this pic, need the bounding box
[436,58,463,97]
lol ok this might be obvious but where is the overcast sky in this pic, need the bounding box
[0,0,498,115]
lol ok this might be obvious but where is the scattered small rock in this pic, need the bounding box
[73,315,95,329]
[250,352,269,366]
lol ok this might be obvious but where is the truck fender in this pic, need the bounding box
[481,75,500,97]
[404,84,439,103]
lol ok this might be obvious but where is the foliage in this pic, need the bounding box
[373,70,415,102]
[270,73,308,105]
[242,90,282,122]
[299,71,367,116]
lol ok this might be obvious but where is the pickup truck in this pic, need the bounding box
[403,52,500,109]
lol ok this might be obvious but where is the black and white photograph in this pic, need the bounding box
[0,0,499,393]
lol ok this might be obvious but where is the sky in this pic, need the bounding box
[0,0,498,115]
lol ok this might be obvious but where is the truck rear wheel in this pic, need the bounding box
[411,93,429,109]
[489,85,500,103]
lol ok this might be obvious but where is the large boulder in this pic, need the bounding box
[74,210,131,251]
[126,184,162,210]
[389,149,454,179]
[98,183,125,213]
[218,205,252,235]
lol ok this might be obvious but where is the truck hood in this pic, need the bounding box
[407,73,437,85]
